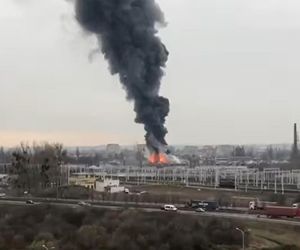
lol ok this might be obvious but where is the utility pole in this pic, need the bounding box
[235,172,238,191]
[245,171,249,192]
[291,123,299,163]
[281,171,284,194]
[274,174,277,194]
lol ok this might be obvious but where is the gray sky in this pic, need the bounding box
[0,0,299,146]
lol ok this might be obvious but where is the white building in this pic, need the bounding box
[95,178,125,193]
[181,146,200,155]
[106,144,121,155]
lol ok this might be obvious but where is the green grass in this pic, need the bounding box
[133,184,299,207]
[244,221,300,249]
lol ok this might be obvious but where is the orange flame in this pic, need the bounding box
[148,153,169,165]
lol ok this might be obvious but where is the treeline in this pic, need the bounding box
[9,143,68,194]
[0,146,10,163]
[0,205,247,250]
[1,143,147,168]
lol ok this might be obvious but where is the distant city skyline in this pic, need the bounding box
[1,0,300,147]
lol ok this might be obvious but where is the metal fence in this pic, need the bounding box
[66,165,300,194]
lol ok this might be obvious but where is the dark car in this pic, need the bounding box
[188,200,219,211]
[26,200,34,205]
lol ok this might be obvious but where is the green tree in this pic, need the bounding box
[76,147,80,161]
[233,146,246,157]
[11,143,32,193]
[77,225,108,249]
[11,143,68,194]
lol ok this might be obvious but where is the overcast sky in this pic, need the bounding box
[0,0,300,147]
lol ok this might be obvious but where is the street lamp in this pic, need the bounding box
[235,227,245,250]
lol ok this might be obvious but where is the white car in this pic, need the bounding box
[26,200,35,205]
[161,204,178,212]
[195,207,205,213]
[78,201,91,207]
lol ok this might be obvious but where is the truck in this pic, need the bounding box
[187,200,219,211]
[249,200,300,218]
[262,206,300,218]
[218,178,235,189]
[249,200,277,210]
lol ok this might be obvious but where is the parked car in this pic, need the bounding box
[26,200,34,205]
[161,204,178,212]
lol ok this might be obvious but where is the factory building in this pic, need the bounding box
[68,172,125,193]
[181,146,199,155]
[95,178,125,193]
[68,173,98,189]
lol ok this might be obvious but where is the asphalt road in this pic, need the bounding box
[0,199,300,227]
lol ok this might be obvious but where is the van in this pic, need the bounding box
[161,204,178,212]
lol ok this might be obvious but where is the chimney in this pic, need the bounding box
[291,123,299,161]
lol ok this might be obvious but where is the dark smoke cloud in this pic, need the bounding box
[75,0,169,152]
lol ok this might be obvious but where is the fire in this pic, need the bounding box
[148,153,169,165]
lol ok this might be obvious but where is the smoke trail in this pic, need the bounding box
[75,0,169,152]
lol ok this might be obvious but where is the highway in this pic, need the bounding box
[1,198,300,227]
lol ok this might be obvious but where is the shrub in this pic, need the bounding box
[0,205,248,250]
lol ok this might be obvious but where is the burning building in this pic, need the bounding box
[148,152,169,165]
[148,151,184,166]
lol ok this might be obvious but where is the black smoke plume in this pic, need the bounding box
[75,0,169,152]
